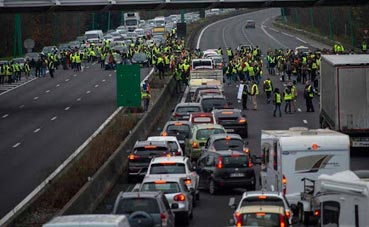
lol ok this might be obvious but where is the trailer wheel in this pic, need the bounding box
[298,203,310,226]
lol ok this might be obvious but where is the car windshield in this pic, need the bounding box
[166,125,190,138]
[241,212,281,227]
[213,139,243,150]
[115,198,160,214]
[241,197,285,207]
[133,146,168,155]
[141,182,180,194]
[177,106,201,113]
[126,19,138,26]
[196,128,225,140]
[167,141,179,151]
[201,98,227,112]
[149,163,186,174]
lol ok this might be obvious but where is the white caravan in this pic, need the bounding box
[260,127,350,206]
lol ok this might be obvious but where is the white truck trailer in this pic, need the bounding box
[124,12,140,32]
[319,55,369,149]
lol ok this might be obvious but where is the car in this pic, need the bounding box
[105,53,123,70]
[134,28,145,38]
[229,205,290,227]
[112,191,176,227]
[294,45,310,55]
[229,191,293,225]
[199,94,228,112]
[212,109,248,138]
[245,19,256,28]
[146,156,200,202]
[43,215,131,227]
[189,112,216,125]
[171,103,203,121]
[196,149,256,194]
[209,56,224,70]
[25,52,40,61]
[147,136,184,156]
[139,175,194,225]
[68,40,81,50]
[236,44,253,52]
[161,121,192,152]
[126,31,137,40]
[128,140,172,182]
[186,124,226,161]
[12,57,25,68]
[131,52,149,67]
[195,89,223,102]
[203,133,249,154]
[42,45,58,55]
[58,43,70,52]
[192,85,221,102]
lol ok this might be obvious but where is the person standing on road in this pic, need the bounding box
[304,80,315,112]
[273,88,282,117]
[0,63,5,84]
[251,81,259,110]
[24,60,30,80]
[227,47,234,62]
[48,58,55,78]
[290,81,298,113]
[263,78,273,104]
[283,85,292,114]
[141,90,151,112]
[174,66,182,94]
[241,80,250,110]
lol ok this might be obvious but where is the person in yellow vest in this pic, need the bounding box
[157,55,165,79]
[100,52,107,69]
[24,60,31,80]
[263,78,273,104]
[304,80,314,112]
[141,89,151,112]
[75,53,81,72]
[283,85,293,114]
[5,63,12,83]
[273,88,282,117]
[251,81,259,110]
[289,81,298,113]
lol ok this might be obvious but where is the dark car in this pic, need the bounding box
[161,121,192,152]
[212,109,248,138]
[131,52,149,67]
[128,140,171,182]
[245,20,256,28]
[113,191,176,227]
[203,133,250,155]
[196,150,256,194]
[199,95,228,113]
[171,103,203,121]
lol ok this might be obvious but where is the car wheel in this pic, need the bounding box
[209,179,217,195]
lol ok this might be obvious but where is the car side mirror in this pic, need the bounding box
[171,203,179,209]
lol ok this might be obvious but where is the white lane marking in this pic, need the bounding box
[33,128,41,133]
[108,74,112,77]
[45,90,50,93]
[94,84,99,88]
[12,142,21,148]
[298,108,302,112]
[296,37,307,44]
[241,24,254,46]
[102,79,106,82]
[269,28,279,32]
[86,66,90,69]
[92,62,97,65]
[0,77,37,97]
[181,86,189,103]
[33,96,39,100]
[114,70,116,73]
[281,32,293,37]
[65,106,71,111]
[222,26,228,48]
[2,114,9,119]
[77,97,82,101]
[65,78,70,82]
[51,116,58,121]
[73,74,77,77]
[19,105,24,108]
[56,84,60,87]
[86,90,91,94]
[261,17,287,49]
[303,120,308,124]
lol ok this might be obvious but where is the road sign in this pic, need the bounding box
[116,64,141,107]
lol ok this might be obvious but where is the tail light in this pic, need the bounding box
[172,112,180,117]
[129,154,139,160]
[160,213,168,227]
[314,209,320,217]
[282,175,287,195]
[184,179,192,185]
[239,118,246,123]
[192,142,199,148]
[248,157,253,168]
[217,156,223,169]
[175,151,182,156]
[279,214,286,227]
[174,193,186,201]
[285,211,291,219]
[234,212,242,227]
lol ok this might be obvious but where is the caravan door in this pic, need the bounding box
[260,140,280,192]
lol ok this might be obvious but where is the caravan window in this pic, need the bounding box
[261,143,271,166]
[273,142,278,171]
[322,201,340,227]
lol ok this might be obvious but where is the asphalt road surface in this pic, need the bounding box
[95,8,369,227]
[0,62,151,218]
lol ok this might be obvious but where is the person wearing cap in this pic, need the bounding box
[273,88,282,117]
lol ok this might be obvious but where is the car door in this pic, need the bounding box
[203,153,216,189]
[186,159,199,191]
[162,195,176,227]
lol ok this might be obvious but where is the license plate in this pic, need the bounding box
[183,116,190,119]
[230,173,245,177]
[226,129,235,132]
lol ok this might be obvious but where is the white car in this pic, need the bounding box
[146,156,200,203]
[147,136,183,156]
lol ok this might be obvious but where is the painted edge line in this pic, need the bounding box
[0,77,37,97]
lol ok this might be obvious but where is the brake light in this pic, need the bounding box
[174,193,186,201]
[165,153,172,157]
[234,212,242,227]
[217,156,223,169]
[279,214,286,227]
[239,118,246,123]
[129,154,139,160]
[248,157,253,168]
[314,209,320,216]
[160,213,168,227]
[286,211,291,219]
[231,152,240,157]
[282,175,287,195]
[221,111,233,115]
[144,145,157,149]
[161,131,168,136]
[184,179,192,185]
[192,142,199,148]
[243,148,249,153]
[160,162,176,164]
[174,122,183,126]
[256,212,265,216]
[200,113,207,117]
[225,136,231,141]
[175,151,182,156]
[155,180,166,184]
[258,195,267,199]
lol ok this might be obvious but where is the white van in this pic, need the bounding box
[43,215,130,227]
[153,16,166,27]
[84,30,104,43]
[260,127,350,206]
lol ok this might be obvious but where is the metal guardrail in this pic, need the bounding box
[1,0,368,12]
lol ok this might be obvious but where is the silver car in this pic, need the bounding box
[140,175,194,225]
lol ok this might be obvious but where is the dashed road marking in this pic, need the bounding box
[94,84,99,88]
[56,84,60,87]
[65,106,71,111]
[92,62,97,65]
[51,116,58,121]
[298,108,302,112]
[19,105,24,108]
[296,37,307,44]
[73,74,77,77]
[86,90,91,94]
[65,79,70,82]
[102,79,106,82]
[33,96,39,100]
[303,120,308,124]
[45,90,50,93]
[2,114,9,119]
[77,97,82,101]
[269,28,279,32]
[33,128,41,133]
[108,74,112,77]
[281,32,293,37]
[12,142,21,148]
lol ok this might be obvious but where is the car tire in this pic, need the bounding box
[298,203,310,226]
[209,179,217,195]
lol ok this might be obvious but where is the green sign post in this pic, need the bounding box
[116,64,141,107]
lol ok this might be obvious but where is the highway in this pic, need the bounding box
[95,8,369,227]
[0,63,151,218]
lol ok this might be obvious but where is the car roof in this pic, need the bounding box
[212,109,241,114]
[119,191,162,198]
[142,175,185,183]
[193,123,224,130]
[175,102,202,107]
[200,94,226,99]
[134,140,168,147]
[238,205,285,215]
[241,190,284,199]
[165,121,192,126]
[147,136,179,142]
[151,156,188,164]
[209,133,242,140]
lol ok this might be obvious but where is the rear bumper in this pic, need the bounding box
[128,165,148,176]
[213,176,255,189]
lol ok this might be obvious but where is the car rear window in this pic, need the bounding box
[134,146,168,155]
[115,198,160,214]
[201,98,227,112]
[167,141,179,151]
[196,128,225,140]
[141,182,180,194]
[241,213,281,227]
[192,117,213,124]
[166,125,190,137]
[213,139,243,150]
[149,163,186,174]
[177,106,201,113]
[241,197,285,207]
[222,155,248,168]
